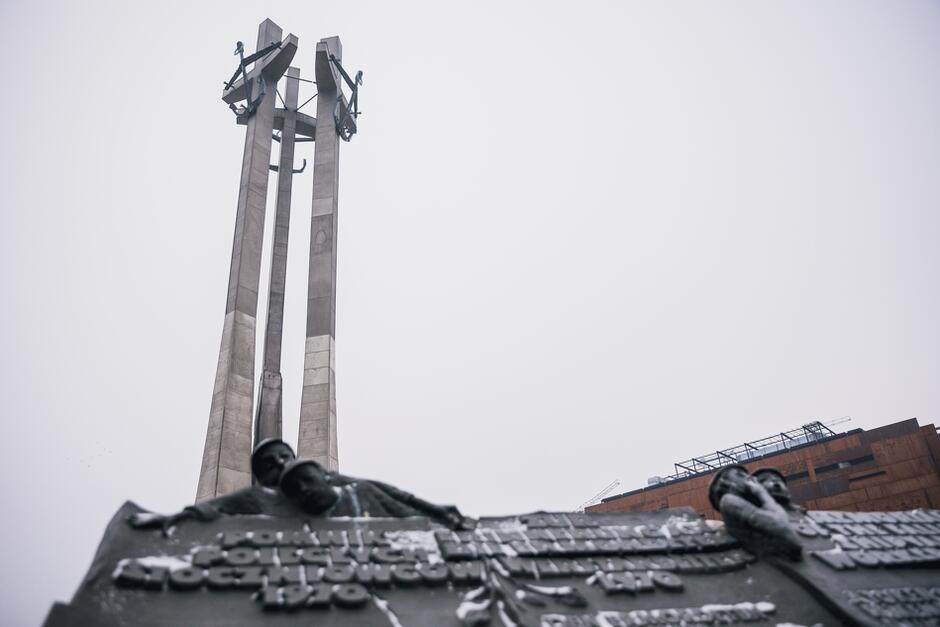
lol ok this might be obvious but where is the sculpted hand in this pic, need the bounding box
[127,512,165,528]
[719,479,803,560]
[442,506,477,531]
[126,512,186,537]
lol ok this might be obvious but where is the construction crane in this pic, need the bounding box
[576,479,620,512]
[824,416,853,428]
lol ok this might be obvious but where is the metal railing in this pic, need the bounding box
[662,421,836,483]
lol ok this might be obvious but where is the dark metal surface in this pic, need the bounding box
[711,465,804,560]
[66,462,940,625]
[713,466,940,625]
[49,497,940,626]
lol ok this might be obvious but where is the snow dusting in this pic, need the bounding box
[496,600,518,627]
[385,530,441,559]
[372,594,404,627]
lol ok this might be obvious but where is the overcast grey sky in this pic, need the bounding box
[2,1,939,624]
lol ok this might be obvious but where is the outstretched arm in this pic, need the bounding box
[127,510,196,536]
[370,480,475,530]
[126,489,266,535]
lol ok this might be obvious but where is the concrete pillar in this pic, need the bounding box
[254,66,301,446]
[196,19,283,501]
[298,37,343,470]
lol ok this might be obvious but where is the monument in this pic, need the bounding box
[197,19,361,502]
[196,19,298,501]
[42,18,940,627]
[42,454,940,626]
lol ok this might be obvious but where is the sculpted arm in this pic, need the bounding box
[127,489,266,534]
[369,479,475,530]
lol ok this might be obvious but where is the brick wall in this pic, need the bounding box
[587,419,940,520]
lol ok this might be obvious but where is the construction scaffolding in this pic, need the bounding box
[659,421,837,483]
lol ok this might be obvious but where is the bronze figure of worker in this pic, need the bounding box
[707,464,755,511]
[130,439,473,532]
[128,438,300,533]
[709,465,803,560]
[752,467,803,511]
[251,438,296,487]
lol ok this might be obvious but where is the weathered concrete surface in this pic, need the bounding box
[298,37,343,470]
[254,66,301,445]
[299,334,337,467]
[197,19,291,502]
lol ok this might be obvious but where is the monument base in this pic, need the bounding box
[45,501,940,626]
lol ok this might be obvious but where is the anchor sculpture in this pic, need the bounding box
[269,158,306,174]
[223,38,289,117]
[200,23,364,501]
[329,54,363,141]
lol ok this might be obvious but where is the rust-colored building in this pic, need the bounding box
[587,418,940,520]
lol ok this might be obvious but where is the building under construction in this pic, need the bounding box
[587,418,940,519]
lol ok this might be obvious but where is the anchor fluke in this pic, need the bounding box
[328,54,363,142]
[268,158,307,174]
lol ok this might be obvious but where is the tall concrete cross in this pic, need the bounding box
[297,37,347,470]
[253,66,317,444]
[196,19,297,502]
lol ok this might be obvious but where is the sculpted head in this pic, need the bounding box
[251,439,296,488]
[754,468,792,506]
[279,460,338,514]
[708,464,751,511]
